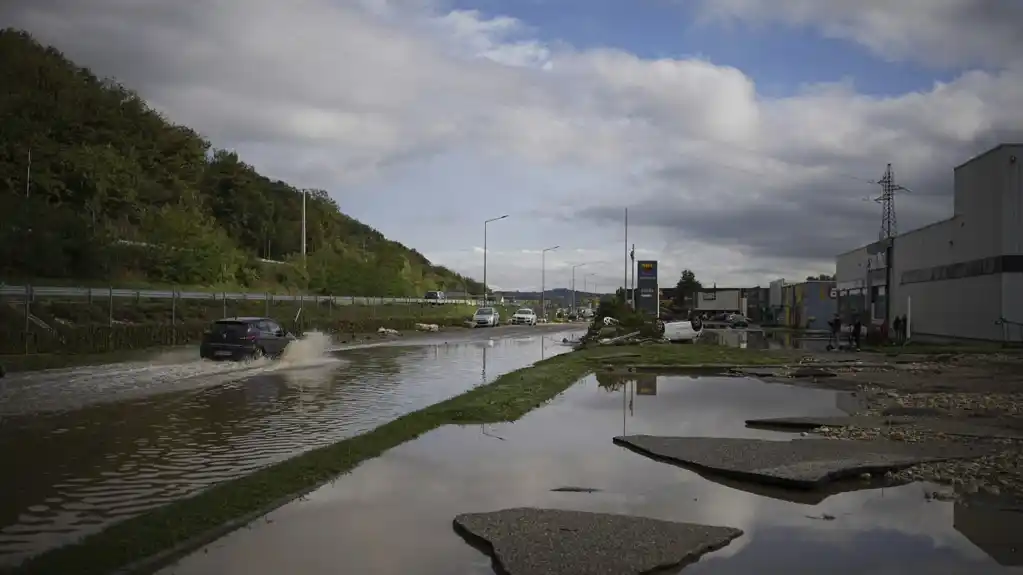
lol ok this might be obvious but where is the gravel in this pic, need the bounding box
[811,385,1023,500]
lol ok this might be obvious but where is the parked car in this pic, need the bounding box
[424,290,446,305]
[472,307,500,328]
[510,308,537,326]
[199,316,296,361]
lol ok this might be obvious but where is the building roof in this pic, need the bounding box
[953,143,1023,171]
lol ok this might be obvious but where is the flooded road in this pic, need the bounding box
[164,374,1021,575]
[0,326,580,566]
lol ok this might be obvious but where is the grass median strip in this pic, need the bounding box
[7,343,783,575]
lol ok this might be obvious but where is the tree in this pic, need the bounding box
[673,269,702,309]
[807,274,834,281]
[0,29,485,295]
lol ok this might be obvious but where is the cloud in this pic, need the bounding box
[697,0,1023,70]
[4,0,1023,291]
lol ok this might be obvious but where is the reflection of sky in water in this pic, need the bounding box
[163,375,1018,575]
[0,331,579,567]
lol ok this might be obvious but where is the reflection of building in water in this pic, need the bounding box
[954,500,1023,566]
[635,374,657,396]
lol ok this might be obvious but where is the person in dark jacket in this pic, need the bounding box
[892,316,903,343]
[852,318,863,349]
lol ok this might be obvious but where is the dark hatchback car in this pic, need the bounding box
[199,317,296,361]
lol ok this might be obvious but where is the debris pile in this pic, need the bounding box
[414,323,440,332]
[376,327,401,337]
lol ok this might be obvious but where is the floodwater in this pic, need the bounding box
[0,328,580,566]
[163,374,1021,575]
[704,328,833,351]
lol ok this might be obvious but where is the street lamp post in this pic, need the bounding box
[483,215,509,306]
[584,272,597,309]
[541,245,559,319]
[571,263,587,313]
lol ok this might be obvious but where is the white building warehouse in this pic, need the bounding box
[835,143,1023,342]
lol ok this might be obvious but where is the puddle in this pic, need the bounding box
[160,375,1020,574]
[0,330,580,566]
[704,330,833,351]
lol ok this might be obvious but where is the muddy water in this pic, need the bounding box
[0,329,579,566]
[704,329,833,351]
[164,374,1020,575]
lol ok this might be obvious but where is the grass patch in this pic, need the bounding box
[6,343,783,575]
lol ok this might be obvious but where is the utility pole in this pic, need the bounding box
[301,189,307,266]
[541,245,559,319]
[25,148,31,198]
[873,163,909,337]
[484,215,509,306]
[623,208,628,302]
[874,163,907,240]
[571,263,587,313]
[629,243,635,308]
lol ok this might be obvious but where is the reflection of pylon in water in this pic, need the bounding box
[874,163,908,240]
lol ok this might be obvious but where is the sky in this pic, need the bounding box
[4,0,1023,292]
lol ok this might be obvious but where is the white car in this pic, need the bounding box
[510,308,537,326]
[472,307,500,328]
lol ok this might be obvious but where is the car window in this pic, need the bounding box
[265,321,282,333]
[475,308,494,315]
[212,321,250,336]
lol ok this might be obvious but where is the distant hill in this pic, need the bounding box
[0,29,483,297]
[499,288,601,302]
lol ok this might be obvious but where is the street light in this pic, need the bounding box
[584,272,597,295]
[483,215,509,305]
[570,263,588,313]
[541,245,559,319]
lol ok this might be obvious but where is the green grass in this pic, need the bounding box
[6,342,785,575]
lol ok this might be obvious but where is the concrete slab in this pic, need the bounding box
[745,415,1023,440]
[745,415,915,430]
[453,508,742,575]
[613,435,989,489]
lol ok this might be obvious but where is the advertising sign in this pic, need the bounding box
[636,260,659,316]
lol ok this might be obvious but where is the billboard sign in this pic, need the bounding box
[636,260,659,316]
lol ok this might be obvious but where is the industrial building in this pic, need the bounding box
[695,288,745,314]
[835,143,1023,341]
[779,280,837,331]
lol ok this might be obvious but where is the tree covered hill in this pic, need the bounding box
[0,29,483,297]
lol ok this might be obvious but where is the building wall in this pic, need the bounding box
[782,281,835,331]
[836,144,1023,341]
[696,289,742,312]
[768,279,785,308]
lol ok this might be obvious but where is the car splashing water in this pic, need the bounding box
[0,332,341,416]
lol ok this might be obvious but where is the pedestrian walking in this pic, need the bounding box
[852,318,863,349]
[893,316,903,344]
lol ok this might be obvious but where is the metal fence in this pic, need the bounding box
[0,284,484,306]
[0,284,502,355]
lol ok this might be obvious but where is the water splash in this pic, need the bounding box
[278,331,337,367]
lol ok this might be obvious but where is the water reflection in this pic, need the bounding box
[705,329,832,351]
[160,375,1019,575]
[0,330,581,566]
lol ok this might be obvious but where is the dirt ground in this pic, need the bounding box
[762,350,1023,503]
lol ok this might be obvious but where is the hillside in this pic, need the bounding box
[0,29,483,297]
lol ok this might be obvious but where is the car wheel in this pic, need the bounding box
[251,347,265,361]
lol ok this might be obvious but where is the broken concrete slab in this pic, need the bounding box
[746,414,1023,440]
[745,415,916,431]
[453,508,742,575]
[613,435,990,489]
